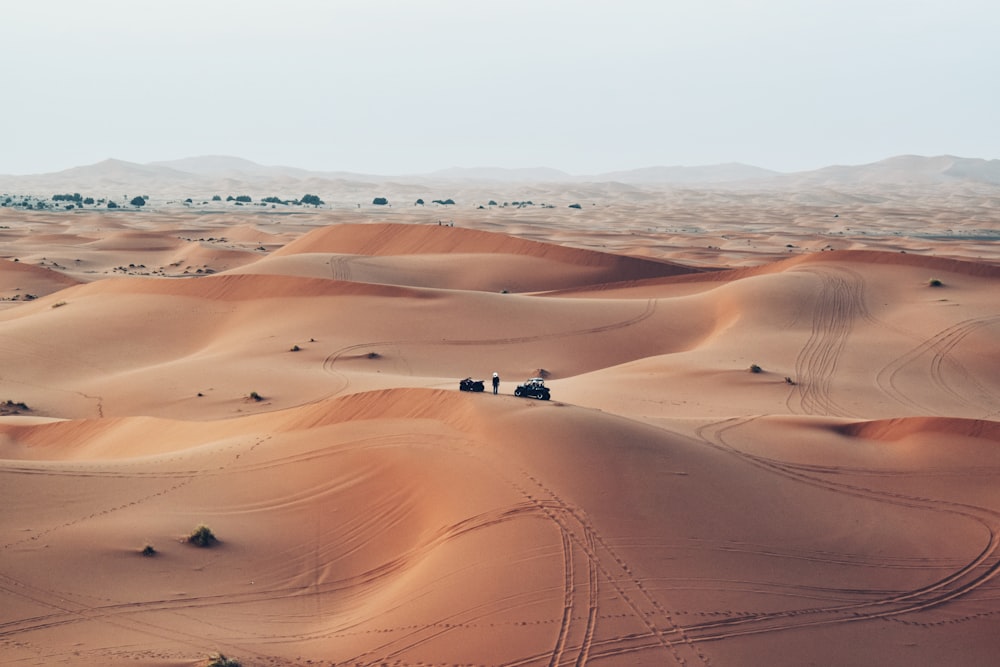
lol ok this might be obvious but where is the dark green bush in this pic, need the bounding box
[188,524,218,547]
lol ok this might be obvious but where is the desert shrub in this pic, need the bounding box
[206,653,241,667]
[749,364,763,373]
[130,196,146,207]
[1,400,30,415]
[188,524,218,547]
[568,203,582,209]
[51,301,67,308]
[248,391,263,401]
[107,201,119,209]
[141,543,157,557]
[372,197,388,205]
[366,351,381,359]
[290,344,300,352]
[928,278,944,287]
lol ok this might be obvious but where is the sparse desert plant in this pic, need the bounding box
[206,653,241,667]
[366,351,381,359]
[749,364,763,373]
[928,278,944,287]
[51,301,67,308]
[1,400,30,414]
[141,543,157,557]
[188,524,218,547]
[248,391,264,401]
[290,344,301,352]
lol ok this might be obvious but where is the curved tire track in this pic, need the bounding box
[683,417,1000,644]
[787,267,874,418]
[875,315,1000,418]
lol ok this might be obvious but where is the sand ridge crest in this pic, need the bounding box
[837,416,1000,442]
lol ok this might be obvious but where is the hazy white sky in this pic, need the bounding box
[2,0,997,175]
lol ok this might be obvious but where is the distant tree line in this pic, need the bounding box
[0,191,569,212]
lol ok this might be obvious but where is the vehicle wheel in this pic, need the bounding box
[514,388,523,397]
[542,393,550,400]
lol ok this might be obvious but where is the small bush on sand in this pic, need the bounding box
[290,344,301,352]
[366,351,381,359]
[928,278,944,287]
[749,364,763,373]
[248,391,263,401]
[206,653,241,667]
[141,543,157,557]
[188,524,218,547]
[1,400,29,415]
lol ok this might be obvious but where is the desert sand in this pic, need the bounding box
[1,169,999,666]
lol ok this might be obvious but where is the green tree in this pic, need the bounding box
[130,196,146,207]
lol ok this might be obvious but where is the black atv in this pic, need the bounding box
[459,377,485,392]
[514,377,550,400]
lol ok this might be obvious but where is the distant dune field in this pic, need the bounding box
[1,174,999,666]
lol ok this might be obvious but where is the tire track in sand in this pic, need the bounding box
[787,267,875,418]
[321,298,657,395]
[874,314,1000,418]
[502,471,711,667]
[684,417,1000,644]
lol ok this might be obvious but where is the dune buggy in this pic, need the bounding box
[514,377,550,400]
[459,377,485,392]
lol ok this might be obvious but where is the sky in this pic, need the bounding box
[2,0,998,175]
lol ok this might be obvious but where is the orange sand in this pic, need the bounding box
[1,178,999,666]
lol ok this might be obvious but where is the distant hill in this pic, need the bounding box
[775,155,1000,187]
[593,163,779,184]
[2,154,999,198]
[3,159,204,194]
[421,166,575,183]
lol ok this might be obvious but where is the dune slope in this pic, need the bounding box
[0,209,998,666]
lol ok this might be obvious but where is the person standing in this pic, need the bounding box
[492,372,500,395]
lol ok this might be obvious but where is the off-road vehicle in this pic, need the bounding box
[459,377,485,392]
[514,377,550,400]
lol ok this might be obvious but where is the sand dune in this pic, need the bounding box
[1,186,998,666]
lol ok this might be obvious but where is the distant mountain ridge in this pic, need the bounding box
[2,155,1000,196]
